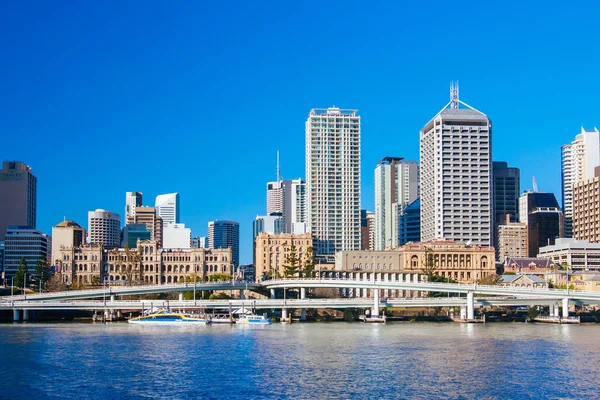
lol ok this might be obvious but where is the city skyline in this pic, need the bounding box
[3,3,600,263]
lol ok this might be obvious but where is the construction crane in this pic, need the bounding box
[532,176,538,192]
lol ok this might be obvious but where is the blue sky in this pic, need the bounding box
[2,1,599,264]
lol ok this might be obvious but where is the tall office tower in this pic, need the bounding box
[561,127,600,237]
[208,220,240,266]
[87,209,121,248]
[126,206,163,246]
[4,226,51,277]
[519,191,563,257]
[360,210,375,250]
[396,199,421,246]
[374,157,419,250]
[155,193,180,225]
[492,161,520,224]
[0,161,37,241]
[420,83,493,246]
[125,192,143,219]
[306,107,361,255]
[51,220,86,266]
[573,166,600,242]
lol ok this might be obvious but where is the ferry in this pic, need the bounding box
[236,314,272,325]
[128,310,211,325]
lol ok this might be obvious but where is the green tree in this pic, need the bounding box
[528,306,540,320]
[283,245,300,278]
[34,256,51,290]
[14,257,28,288]
[207,273,232,282]
[302,246,315,278]
[421,248,437,280]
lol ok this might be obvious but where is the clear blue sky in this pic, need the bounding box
[2,1,599,264]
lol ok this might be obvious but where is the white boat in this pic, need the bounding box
[128,310,211,325]
[236,314,272,325]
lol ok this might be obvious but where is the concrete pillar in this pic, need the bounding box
[460,306,467,320]
[23,310,29,321]
[240,290,245,300]
[300,287,306,299]
[562,298,569,319]
[549,304,554,316]
[281,308,288,322]
[467,292,474,320]
[270,289,275,299]
[13,310,20,321]
[300,287,306,321]
[179,293,183,301]
[372,288,380,317]
[555,305,560,317]
[110,295,115,302]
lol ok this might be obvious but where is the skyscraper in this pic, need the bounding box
[519,191,563,257]
[125,192,143,219]
[374,157,419,250]
[208,220,240,266]
[420,83,493,246]
[87,209,121,248]
[4,226,51,277]
[155,193,180,225]
[561,127,600,237]
[306,107,361,255]
[0,161,37,241]
[397,199,421,246]
[492,161,520,225]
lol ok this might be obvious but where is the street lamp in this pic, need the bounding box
[24,272,27,300]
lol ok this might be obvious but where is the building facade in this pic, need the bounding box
[396,199,421,246]
[122,224,152,248]
[573,168,600,242]
[87,209,121,248]
[254,232,313,281]
[360,210,375,251]
[374,157,419,250]
[519,192,563,257]
[126,206,163,247]
[208,220,240,266]
[306,107,361,255]
[4,226,51,277]
[155,193,180,225]
[420,84,493,246]
[56,241,233,285]
[125,192,143,220]
[561,127,600,237]
[51,220,86,266]
[538,238,600,271]
[492,161,520,225]
[290,179,307,234]
[0,161,37,241]
[496,215,528,261]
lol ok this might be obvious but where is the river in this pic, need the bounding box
[0,322,598,399]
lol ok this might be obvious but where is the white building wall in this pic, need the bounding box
[162,223,191,249]
[155,193,179,225]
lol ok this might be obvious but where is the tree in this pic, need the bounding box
[421,248,437,280]
[207,273,232,282]
[91,275,101,286]
[302,246,315,278]
[34,256,51,291]
[110,244,142,286]
[14,257,28,289]
[283,245,300,278]
[44,274,66,292]
[478,274,500,286]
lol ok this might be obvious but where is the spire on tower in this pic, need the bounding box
[276,150,281,182]
[450,81,459,109]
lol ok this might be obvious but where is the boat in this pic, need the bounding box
[236,314,272,325]
[128,309,211,325]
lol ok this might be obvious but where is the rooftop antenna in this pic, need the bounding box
[276,150,281,182]
[450,81,459,109]
[532,176,538,192]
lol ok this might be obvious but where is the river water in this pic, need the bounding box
[0,322,598,399]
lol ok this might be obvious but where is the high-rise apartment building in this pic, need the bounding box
[374,157,419,250]
[155,193,180,225]
[420,83,493,246]
[0,161,37,241]
[573,166,600,242]
[125,192,143,219]
[208,220,240,266]
[126,206,163,246]
[4,226,51,277]
[519,192,563,257]
[492,161,520,224]
[360,210,375,251]
[51,220,85,266]
[306,107,361,255]
[561,127,600,237]
[87,209,121,248]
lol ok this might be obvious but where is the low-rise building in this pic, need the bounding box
[51,220,86,267]
[497,214,528,261]
[499,274,548,289]
[503,257,556,274]
[254,232,313,280]
[538,238,600,271]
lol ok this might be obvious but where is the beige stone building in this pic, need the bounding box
[126,206,163,247]
[57,240,233,285]
[51,220,86,266]
[497,215,528,261]
[573,170,600,242]
[254,232,313,280]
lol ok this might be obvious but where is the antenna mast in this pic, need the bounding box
[532,176,538,192]
[276,150,281,182]
[450,81,459,109]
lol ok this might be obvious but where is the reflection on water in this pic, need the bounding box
[0,322,599,399]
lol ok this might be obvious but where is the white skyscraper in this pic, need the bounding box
[125,192,142,219]
[87,209,121,248]
[374,157,419,250]
[290,179,307,234]
[306,107,361,255]
[561,127,600,237]
[420,83,493,246]
[155,193,180,225]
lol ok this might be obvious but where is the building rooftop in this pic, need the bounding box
[55,220,82,228]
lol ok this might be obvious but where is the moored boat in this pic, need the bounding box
[128,310,211,325]
[236,314,272,325]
